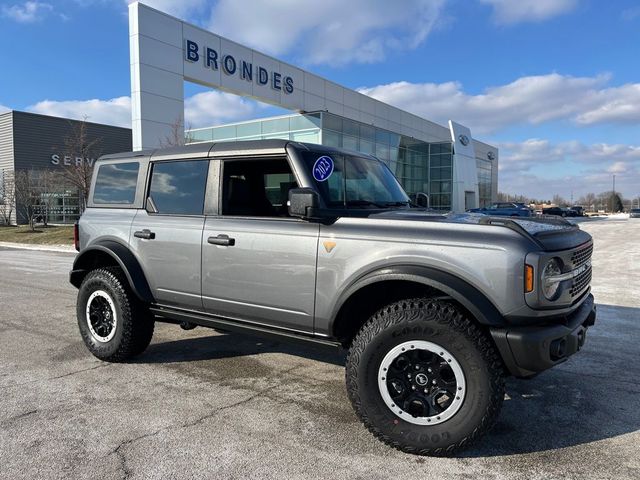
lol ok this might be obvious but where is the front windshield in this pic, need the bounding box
[302,152,410,208]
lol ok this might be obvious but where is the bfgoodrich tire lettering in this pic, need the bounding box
[77,267,154,362]
[346,298,505,456]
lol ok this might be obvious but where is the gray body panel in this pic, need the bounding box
[202,217,319,333]
[313,217,534,334]
[130,211,204,309]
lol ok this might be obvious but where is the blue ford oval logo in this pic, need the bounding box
[313,156,334,182]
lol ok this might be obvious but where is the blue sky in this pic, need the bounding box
[1,0,639,201]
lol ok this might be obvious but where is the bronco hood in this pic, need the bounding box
[369,210,591,251]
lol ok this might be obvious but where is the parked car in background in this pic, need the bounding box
[570,206,585,216]
[542,207,566,217]
[630,208,640,218]
[562,208,579,217]
[468,202,532,217]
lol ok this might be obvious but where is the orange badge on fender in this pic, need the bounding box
[323,241,336,253]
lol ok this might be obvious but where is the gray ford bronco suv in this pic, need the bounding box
[71,139,596,456]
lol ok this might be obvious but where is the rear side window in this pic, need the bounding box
[93,162,139,204]
[148,160,209,215]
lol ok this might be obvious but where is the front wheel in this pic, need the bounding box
[346,298,505,456]
[77,267,154,362]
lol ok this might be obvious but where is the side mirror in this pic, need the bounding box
[288,188,320,219]
[415,192,430,208]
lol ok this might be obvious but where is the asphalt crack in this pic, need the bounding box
[1,363,109,389]
[106,366,298,480]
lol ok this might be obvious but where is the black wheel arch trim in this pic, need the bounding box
[69,240,154,303]
[330,265,506,335]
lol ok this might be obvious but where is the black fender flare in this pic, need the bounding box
[330,265,505,335]
[69,240,154,303]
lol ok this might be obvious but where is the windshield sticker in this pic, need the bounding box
[313,156,334,182]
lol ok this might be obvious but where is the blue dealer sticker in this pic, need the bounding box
[313,156,334,182]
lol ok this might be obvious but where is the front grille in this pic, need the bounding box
[570,267,592,297]
[569,242,593,297]
[571,243,593,268]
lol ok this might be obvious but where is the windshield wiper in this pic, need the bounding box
[381,201,411,207]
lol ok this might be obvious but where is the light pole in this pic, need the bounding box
[612,174,616,213]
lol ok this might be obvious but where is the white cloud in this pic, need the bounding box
[479,0,578,25]
[24,91,265,129]
[207,0,446,65]
[496,139,640,199]
[27,97,132,127]
[124,0,207,19]
[184,91,266,128]
[1,1,54,22]
[0,104,10,114]
[358,73,640,133]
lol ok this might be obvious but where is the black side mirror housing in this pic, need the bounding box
[288,188,320,219]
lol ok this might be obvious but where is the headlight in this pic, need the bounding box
[541,258,562,300]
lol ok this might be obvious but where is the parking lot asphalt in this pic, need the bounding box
[0,216,638,480]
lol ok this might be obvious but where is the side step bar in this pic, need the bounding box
[149,305,342,350]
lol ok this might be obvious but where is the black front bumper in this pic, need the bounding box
[490,294,596,378]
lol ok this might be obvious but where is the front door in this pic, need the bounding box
[201,157,319,333]
[130,158,209,310]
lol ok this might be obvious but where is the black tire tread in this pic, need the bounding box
[345,298,504,457]
[79,266,154,362]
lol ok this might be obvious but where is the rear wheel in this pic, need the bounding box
[77,267,154,361]
[346,298,504,456]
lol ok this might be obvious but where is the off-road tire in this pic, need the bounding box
[77,267,154,362]
[346,298,505,456]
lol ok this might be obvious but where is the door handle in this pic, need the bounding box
[208,234,235,246]
[134,229,155,240]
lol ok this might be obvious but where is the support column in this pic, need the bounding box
[129,2,185,151]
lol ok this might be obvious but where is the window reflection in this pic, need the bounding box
[93,162,139,204]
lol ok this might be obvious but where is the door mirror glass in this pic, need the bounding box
[288,188,319,219]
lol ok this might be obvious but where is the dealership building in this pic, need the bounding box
[0,111,131,224]
[130,2,498,212]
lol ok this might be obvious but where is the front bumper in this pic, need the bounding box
[490,294,596,378]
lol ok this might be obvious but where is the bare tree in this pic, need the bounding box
[57,118,102,212]
[552,194,568,207]
[14,169,44,230]
[0,169,16,225]
[38,170,60,226]
[159,117,194,147]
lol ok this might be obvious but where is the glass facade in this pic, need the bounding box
[476,158,493,208]
[188,113,321,145]
[187,112,495,212]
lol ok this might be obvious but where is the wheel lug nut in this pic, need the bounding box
[424,389,428,393]
[432,380,437,385]
[427,368,432,373]
[411,385,416,390]
[407,374,411,378]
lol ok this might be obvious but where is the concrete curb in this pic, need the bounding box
[0,242,76,253]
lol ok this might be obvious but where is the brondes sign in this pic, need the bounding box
[184,39,294,94]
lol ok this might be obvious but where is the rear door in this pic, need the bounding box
[130,158,210,310]
[201,157,319,333]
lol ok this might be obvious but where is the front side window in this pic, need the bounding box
[221,158,298,217]
[93,162,139,204]
[301,152,409,208]
[148,160,209,215]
